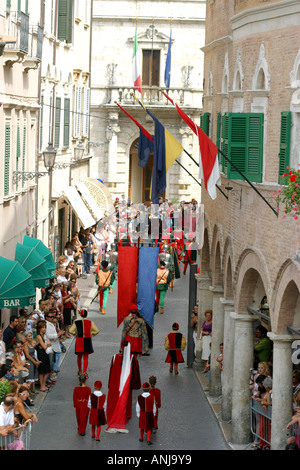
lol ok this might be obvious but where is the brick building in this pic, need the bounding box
[197,0,300,449]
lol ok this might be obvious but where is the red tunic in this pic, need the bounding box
[138,394,155,431]
[73,386,91,434]
[89,393,107,426]
[74,319,94,355]
[165,332,185,364]
[149,388,161,416]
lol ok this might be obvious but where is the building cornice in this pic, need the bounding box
[93,15,205,24]
[201,35,233,53]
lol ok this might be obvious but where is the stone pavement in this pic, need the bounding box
[30,263,231,451]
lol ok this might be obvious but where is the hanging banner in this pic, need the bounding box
[137,246,159,329]
[117,245,138,327]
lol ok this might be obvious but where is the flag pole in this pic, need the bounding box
[129,92,228,200]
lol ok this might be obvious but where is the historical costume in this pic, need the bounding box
[73,374,91,436]
[164,323,187,374]
[156,261,171,314]
[121,305,149,355]
[136,382,156,445]
[88,381,107,441]
[149,375,161,431]
[95,260,115,314]
[106,341,141,433]
[69,309,99,377]
[183,233,198,275]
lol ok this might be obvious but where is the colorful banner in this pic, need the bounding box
[137,246,160,329]
[117,245,138,327]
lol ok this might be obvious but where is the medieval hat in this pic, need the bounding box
[94,381,102,389]
[172,322,179,330]
[142,382,150,390]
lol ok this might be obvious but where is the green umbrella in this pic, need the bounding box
[22,236,56,279]
[15,243,50,289]
[0,257,36,309]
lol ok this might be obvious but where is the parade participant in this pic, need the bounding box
[149,375,161,431]
[88,380,107,441]
[106,341,141,433]
[73,374,91,436]
[107,243,118,294]
[95,260,115,314]
[164,323,187,375]
[156,260,172,314]
[121,305,149,356]
[136,382,156,445]
[69,309,99,378]
[183,232,198,275]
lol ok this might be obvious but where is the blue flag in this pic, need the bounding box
[164,31,172,90]
[137,246,160,329]
[146,109,167,204]
[138,128,154,168]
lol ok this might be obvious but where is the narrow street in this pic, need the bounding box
[30,265,229,451]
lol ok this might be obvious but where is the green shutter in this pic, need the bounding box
[221,113,229,174]
[58,0,73,43]
[226,113,264,183]
[4,124,11,196]
[6,0,11,13]
[16,126,21,190]
[54,97,61,148]
[63,98,70,147]
[200,112,210,136]
[278,111,292,184]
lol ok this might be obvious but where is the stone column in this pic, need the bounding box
[209,285,224,397]
[268,333,294,450]
[193,273,213,370]
[231,312,258,445]
[106,112,120,187]
[220,299,235,422]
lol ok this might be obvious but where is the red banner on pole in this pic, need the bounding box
[117,245,138,327]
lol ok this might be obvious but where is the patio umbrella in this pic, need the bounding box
[0,257,36,309]
[22,236,56,279]
[15,243,50,289]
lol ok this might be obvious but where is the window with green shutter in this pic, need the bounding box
[54,97,61,148]
[57,0,73,43]
[220,113,264,183]
[4,124,11,197]
[200,112,210,136]
[63,98,70,147]
[278,111,292,184]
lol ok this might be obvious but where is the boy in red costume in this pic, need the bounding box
[73,374,91,436]
[164,323,186,374]
[149,375,161,431]
[88,380,107,442]
[136,382,156,445]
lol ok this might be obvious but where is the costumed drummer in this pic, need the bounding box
[69,308,99,378]
[164,322,186,375]
[95,259,115,315]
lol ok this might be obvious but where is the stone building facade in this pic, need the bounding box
[90,0,206,204]
[197,0,300,449]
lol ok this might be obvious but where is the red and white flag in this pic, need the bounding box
[161,91,221,200]
[133,27,142,94]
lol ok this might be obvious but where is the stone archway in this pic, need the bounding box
[200,228,210,275]
[211,224,224,288]
[271,260,300,334]
[223,237,234,301]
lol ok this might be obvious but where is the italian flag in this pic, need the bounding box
[133,27,142,94]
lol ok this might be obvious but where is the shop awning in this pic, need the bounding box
[63,186,96,229]
[15,243,50,289]
[82,178,114,218]
[0,257,36,309]
[76,181,104,222]
[22,236,56,279]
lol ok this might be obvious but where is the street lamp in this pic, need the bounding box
[43,143,57,250]
[74,140,85,161]
[43,142,57,171]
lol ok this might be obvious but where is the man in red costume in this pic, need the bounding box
[105,340,141,434]
[69,309,99,378]
[164,322,187,375]
[136,382,156,445]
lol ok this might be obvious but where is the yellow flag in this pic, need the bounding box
[165,128,184,172]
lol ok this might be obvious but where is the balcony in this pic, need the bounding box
[3,11,43,70]
[98,85,203,110]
